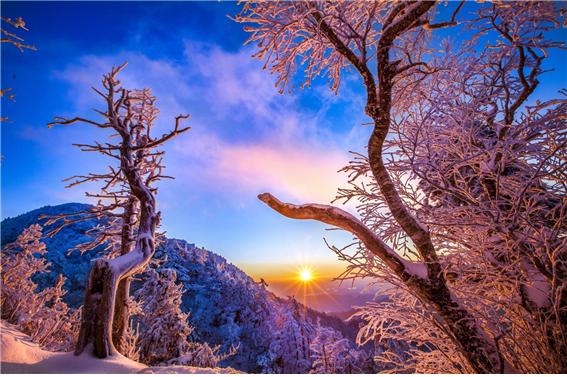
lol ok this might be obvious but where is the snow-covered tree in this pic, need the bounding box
[117,297,142,361]
[263,297,335,373]
[309,320,369,374]
[1,224,48,323]
[135,268,232,368]
[48,63,190,358]
[238,1,566,373]
[1,224,79,351]
[135,268,192,365]
[165,342,237,369]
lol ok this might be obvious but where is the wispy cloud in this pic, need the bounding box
[174,137,348,204]
[52,40,366,206]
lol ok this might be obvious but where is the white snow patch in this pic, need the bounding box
[521,258,551,308]
[0,321,52,365]
[0,321,241,374]
[525,276,551,308]
[403,260,428,280]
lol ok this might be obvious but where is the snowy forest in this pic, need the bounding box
[1,1,566,375]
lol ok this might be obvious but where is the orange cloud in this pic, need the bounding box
[211,142,349,204]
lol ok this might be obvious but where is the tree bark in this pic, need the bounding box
[112,277,131,352]
[75,259,119,357]
[112,196,137,352]
[75,223,156,357]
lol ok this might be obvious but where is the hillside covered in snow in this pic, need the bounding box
[0,320,239,374]
[1,203,372,373]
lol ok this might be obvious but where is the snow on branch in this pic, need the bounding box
[1,16,36,52]
[258,192,424,282]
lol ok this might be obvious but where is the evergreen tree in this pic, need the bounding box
[309,320,370,374]
[135,267,230,367]
[136,268,193,365]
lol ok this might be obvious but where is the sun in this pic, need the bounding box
[298,268,313,283]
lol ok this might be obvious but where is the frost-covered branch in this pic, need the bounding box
[1,16,36,52]
[240,1,565,373]
[258,192,419,280]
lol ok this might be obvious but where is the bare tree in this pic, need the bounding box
[48,63,190,358]
[42,159,142,353]
[238,1,565,373]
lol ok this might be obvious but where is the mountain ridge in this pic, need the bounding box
[0,203,367,373]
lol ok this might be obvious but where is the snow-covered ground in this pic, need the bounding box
[0,321,240,374]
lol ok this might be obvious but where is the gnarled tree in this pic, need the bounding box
[44,121,146,352]
[42,180,141,353]
[48,63,190,358]
[238,1,565,373]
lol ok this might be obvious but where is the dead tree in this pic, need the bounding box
[238,1,565,373]
[44,110,142,352]
[48,63,189,358]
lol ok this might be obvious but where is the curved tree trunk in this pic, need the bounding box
[74,155,157,357]
[112,277,131,352]
[75,222,155,357]
[112,196,137,352]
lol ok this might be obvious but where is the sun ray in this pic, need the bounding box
[298,268,313,282]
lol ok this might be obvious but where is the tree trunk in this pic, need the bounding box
[75,233,154,358]
[420,282,505,373]
[112,277,131,353]
[75,259,120,358]
[112,196,137,352]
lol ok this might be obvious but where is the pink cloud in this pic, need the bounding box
[212,142,348,204]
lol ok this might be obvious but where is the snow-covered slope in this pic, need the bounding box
[1,203,102,307]
[1,203,363,373]
[0,320,239,374]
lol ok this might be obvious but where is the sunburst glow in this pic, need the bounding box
[298,268,313,282]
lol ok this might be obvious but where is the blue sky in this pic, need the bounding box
[1,1,369,276]
[2,1,566,281]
